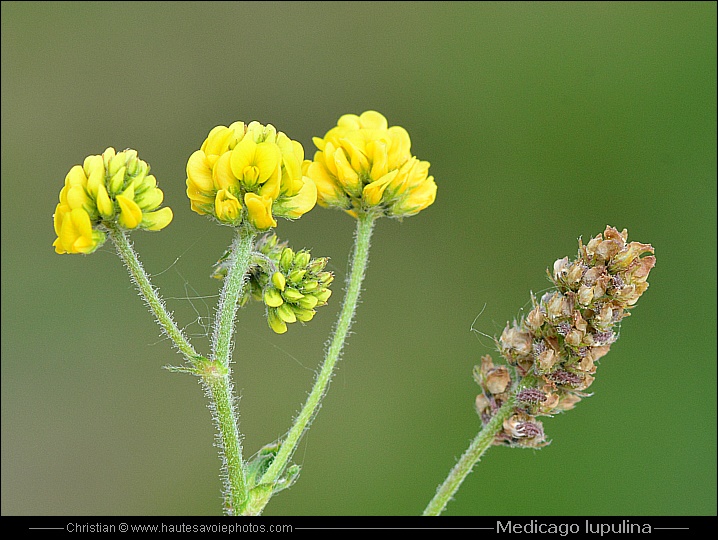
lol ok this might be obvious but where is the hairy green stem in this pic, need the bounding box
[257,212,376,497]
[423,395,516,516]
[207,225,255,515]
[213,225,255,368]
[107,225,198,360]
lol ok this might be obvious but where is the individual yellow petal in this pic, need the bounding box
[53,203,70,236]
[244,192,276,230]
[136,187,163,210]
[274,177,318,219]
[109,166,126,194]
[212,151,238,192]
[339,134,370,173]
[333,148,361,195]
[65,165,88,188]
[230,137,257,179]
[359,110,388,130]
[96,183,115,218]
[141,207,173,231]
[117,194,143,229]
[102,147,117,171]
[368,140,389,181]
[66,184,89,210]
[387,126,412,167]
[186,181,215,205]
[281,147,303,196]
[312,136,327,152]
[259,160,282,201]
[337,114,361,130]
[137,173,157,190]
[53,237,65,254]
[83,154,104,178]
[86,162,105,198]
[204,126,234,157]
[254,142,282,183]
[227,121,246,149]
[363,170,398,206]
[306,161,347,208]
[108,152,128,176]
[190,198,211,215]
[187,150,214,193]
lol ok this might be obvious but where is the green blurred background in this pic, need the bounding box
[2,1,715,516]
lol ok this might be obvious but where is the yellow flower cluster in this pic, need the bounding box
[307,111,437,218]
[186,121,317,230]
[53,148,173,254]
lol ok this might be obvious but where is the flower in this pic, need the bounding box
[186,121,317,230]
[306,110,437,218]
[474,226,655,448]
[53,148,173,254]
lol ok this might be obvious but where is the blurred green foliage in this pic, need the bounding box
[2,1,715,516]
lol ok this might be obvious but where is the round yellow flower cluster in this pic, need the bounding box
[186,121,317,230]
[53,148,173,254]
[307,111,437,218]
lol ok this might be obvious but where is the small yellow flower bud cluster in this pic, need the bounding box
[475,226,656,448]
[186,121,317,230]
[212,234,333,334]
[53,148,173,254]
[306,111,437,219]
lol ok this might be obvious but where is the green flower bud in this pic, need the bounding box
[297,295,318,310]
[280,247,294,272]
[293,251,311,268]
[271,271,286,291]
[277,303,297,323]
[293,308,316,322]
[289,269,306,283]
[264,288,284,308]
[302,280,319,292]
[307,257,328,273]
[268,309,287,334]
[282,288,305,302]
[314,289,332,304]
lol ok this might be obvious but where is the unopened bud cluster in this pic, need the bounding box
[213,234,333,334]
[475,226,655,448]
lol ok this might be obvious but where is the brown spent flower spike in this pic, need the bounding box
[474,226,655,448]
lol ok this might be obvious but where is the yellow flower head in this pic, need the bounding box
[53,148,173,254]
[186,121,317,230]
[307,110,437,218]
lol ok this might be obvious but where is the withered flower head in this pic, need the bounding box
[474,226,655,448]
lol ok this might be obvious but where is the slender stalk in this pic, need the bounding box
[206,224,256,515]
[258,212,376,492]
[107,224,198,360]
[423,396,516,516]
[212,225,255,368]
